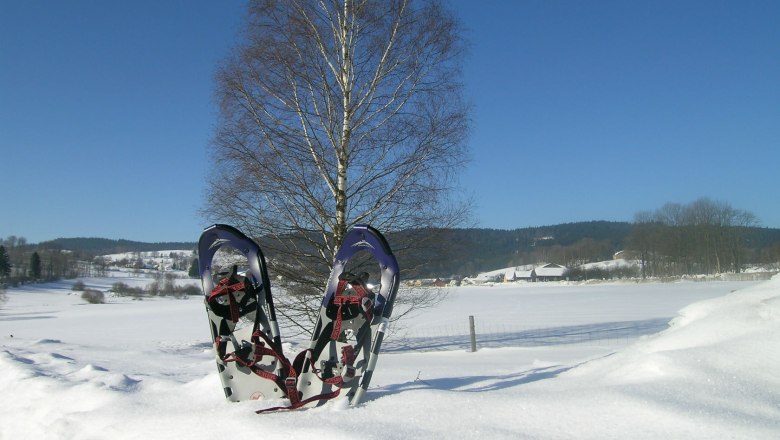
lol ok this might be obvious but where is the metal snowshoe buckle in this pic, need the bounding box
[284,376,298,396]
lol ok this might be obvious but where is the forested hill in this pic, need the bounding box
[398,221,635,278]
[407,221,780,278]
[36,222,630,255]
[33,221,633,272]
[39,237,197,254]
[32,220,780,278]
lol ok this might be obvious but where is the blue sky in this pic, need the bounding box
[2,1,779,243]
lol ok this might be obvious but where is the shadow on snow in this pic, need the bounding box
[366,355,613,401]
[384,318,670,353]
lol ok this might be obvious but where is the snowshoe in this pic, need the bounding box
[198,224,288,402]
[291,224,400,408]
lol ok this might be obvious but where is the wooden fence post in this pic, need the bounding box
[469,315,477,352]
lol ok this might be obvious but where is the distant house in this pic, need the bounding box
[515,269,536,282]
[409,278,450,287]
[505,268,531,282]
[613,250,639,260]
[504,265,563,282]
[535,263,567,282]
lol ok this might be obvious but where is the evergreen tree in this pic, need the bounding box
[0,245,11,279]
[30,251,42,280]
[188,258,199,278]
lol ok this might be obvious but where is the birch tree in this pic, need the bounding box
[206,0,470,331]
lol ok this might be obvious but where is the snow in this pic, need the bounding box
[580,258,638,270]
[101,250,194,262]
[2,275,779,439]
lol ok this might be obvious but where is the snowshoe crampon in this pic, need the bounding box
[198,224,287,402]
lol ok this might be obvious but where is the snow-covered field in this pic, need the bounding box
[1,276,779,439]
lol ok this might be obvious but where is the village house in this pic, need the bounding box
[504,263,568,282]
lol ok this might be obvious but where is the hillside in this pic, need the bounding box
[396,221,635,278]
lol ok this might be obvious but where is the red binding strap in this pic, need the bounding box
[210,275,370,413]
[208,277,245,323]
[330,278,373,340]
[255,348,347,413]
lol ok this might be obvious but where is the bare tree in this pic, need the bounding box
[626,198,759,277]
[206,0,470,331]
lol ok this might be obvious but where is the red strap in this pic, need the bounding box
[227,291,240,323]
[256,388,341,413]
[251,330,305,407]
[330,279,373,340]
[212,275,369,413]
[208,277,245,323]
[255,349,345,413]
[217,328,291,390]
[341,345,356,367]
[207,285,336,411]
[207,277,245,302]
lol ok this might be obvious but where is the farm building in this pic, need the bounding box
[535,263,567,281]
[504,263,567,282]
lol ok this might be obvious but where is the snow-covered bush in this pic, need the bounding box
[81,289,105,304]
[177,284,200,296]
[111,282,144,297]
[71,280,86,291]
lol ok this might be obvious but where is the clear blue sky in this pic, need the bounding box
[2,1,779,243]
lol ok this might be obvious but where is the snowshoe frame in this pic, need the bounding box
[294,224,400,407]
[198,224,286,402]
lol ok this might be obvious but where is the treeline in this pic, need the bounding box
[0,235,197,286]
[38,237,196,255]
[395,221,635,278]
[3,198,779,283]
[393,201,780,278]
[625,198,779,277]
[110,274,200,298]
[1,236,91,285]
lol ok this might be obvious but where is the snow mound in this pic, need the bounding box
[558,274,780,437]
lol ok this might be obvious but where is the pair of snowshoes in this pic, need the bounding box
[197,224,399,411]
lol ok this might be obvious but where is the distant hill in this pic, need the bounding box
[391,221,780,278]
[39,237,197,255]
[394,221,635,278]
